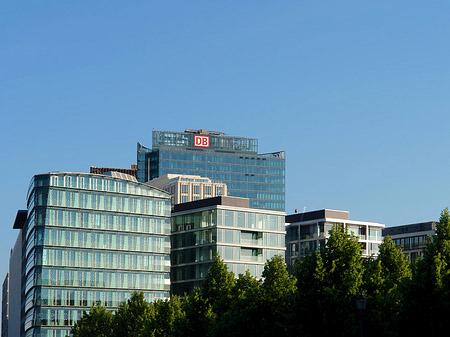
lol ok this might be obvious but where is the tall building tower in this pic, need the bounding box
[137,129,285,211]
[7,172,171,337]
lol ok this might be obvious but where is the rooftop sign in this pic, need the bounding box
[194,135,210,148]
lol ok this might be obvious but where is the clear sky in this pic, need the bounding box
[1,1,450,280]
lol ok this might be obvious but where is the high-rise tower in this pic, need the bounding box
[137,129,285,212]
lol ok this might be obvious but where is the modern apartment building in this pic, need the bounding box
[383,221,436,261]
[146,174,227,207]
[285,209,385,267]
[170,196,286,296]
[137,129,285,211]
[6,172,171,337]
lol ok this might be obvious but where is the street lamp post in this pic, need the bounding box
[356,293,367,337]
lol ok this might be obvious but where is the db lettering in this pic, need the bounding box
[194,135,209,147]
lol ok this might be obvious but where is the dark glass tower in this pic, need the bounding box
[137,129,285,211]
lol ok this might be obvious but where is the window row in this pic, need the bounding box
[218,210,284,232]
[159,159,284,176]
[25,327,72,337]
[159,150,284,167]
[154,132,259,153]
[171,210,217,232]
[171,210,284,233]
[27,287,167,311]
[172,253,283,284]
[171,246,214,266]
[25,292,168,330]
[393,235,428,250]
[28,267,168,292]
[287,223,383,242]
[220,229,284,247]
[29,227,169,255]
[35,174,168,198]
[159,168,284,186]
[33,208,170,236]
[30,247,169,272]
[35,188,170,217]
[171,229,217,249]
[249,200,285,211]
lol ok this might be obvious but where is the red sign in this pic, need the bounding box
[194,135,210,147]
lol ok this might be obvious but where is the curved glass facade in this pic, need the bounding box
[23,173,171,337]
[137,130,285,211]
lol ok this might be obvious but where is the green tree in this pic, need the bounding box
[293,252,325,336]
[215,270,262,337]
[71,302,113,337]
[294,225,364,337]
[112,292,153,337]
[202,253,236,315]
[363,236,411,337]
[259,255,297,337]
[173,288,216,337]
[146,297,184,337]
[401,208,450,337]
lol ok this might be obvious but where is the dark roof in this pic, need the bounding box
[383,221,437,236]
[13,210,28,229]
[286,209,349,223]
[173,196,250,213]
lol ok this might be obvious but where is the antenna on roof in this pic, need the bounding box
[300,206,307,222]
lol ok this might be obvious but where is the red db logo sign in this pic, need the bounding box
[194,135,210,148]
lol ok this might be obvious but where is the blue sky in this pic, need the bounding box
[1,1,450,279]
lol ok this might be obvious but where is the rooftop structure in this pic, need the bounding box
[90,164,137,178]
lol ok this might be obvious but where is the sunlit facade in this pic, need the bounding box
[145,174,228,207]
[9,172,171,337]
[137,129,285,211]
[170,196,285,296]
[383,221,436,261]
[285,209,385,266]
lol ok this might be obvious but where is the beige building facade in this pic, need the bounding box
[146,174,227,207]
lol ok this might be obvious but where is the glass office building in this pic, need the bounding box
[9,172,171,337]
[170,196,285,296]
[137,129,285,211]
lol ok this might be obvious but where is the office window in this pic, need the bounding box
[204,186,212,195]
[193,185,200,195]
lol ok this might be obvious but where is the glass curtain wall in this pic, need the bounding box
[23,173,171,337]
[171,207,285,296]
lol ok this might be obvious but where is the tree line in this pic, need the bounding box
[72,208,450,337]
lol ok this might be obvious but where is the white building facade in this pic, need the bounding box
[285,209,384,267]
